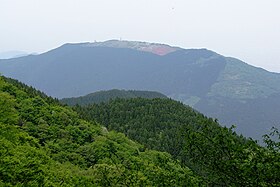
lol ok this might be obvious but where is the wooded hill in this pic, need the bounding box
[0,76,201,186]
[0,75,279,186]
[61,89,167,106]
[73,97,280,186]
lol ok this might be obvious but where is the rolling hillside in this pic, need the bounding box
[0,40,280,140]
[0,76,200,186]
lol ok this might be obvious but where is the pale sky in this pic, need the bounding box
[1,0,280,72]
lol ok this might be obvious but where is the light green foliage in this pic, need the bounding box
[0,76,200,186]
[0,93,19,124]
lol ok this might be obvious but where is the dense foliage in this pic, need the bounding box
[60,89,167,106]
[0,76,201,186]
[74,98,280,186]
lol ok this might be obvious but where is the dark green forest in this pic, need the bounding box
[0,76,201,186]
[60,89,167,106]
[73,98,280,186]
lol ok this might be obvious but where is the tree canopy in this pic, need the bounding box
[73,98,280,186]
[0,76,201,186]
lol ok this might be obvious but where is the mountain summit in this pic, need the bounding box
[64,40,180,56]
[0,40,279,141]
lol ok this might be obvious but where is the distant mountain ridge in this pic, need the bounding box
[0,39,279,140]
[0,50,29,59]
[61,89,167,106]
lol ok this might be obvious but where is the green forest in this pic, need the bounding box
[73,98,280,186]
[0,75,279,186]
[60,89,167,106]
[0,76,200,186]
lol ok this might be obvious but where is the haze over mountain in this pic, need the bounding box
[0,40,279,141]
[0,51,29,59]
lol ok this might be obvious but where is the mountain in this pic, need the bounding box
[0,40,279,140]
[0,76,201,186]
[60,89,167,106]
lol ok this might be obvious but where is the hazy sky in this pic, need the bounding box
[1,0,280,72]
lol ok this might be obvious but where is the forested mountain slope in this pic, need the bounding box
[1,40,280,140]
[61,89,167,106]
[73,98,280,186]
[0,76,200,186]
